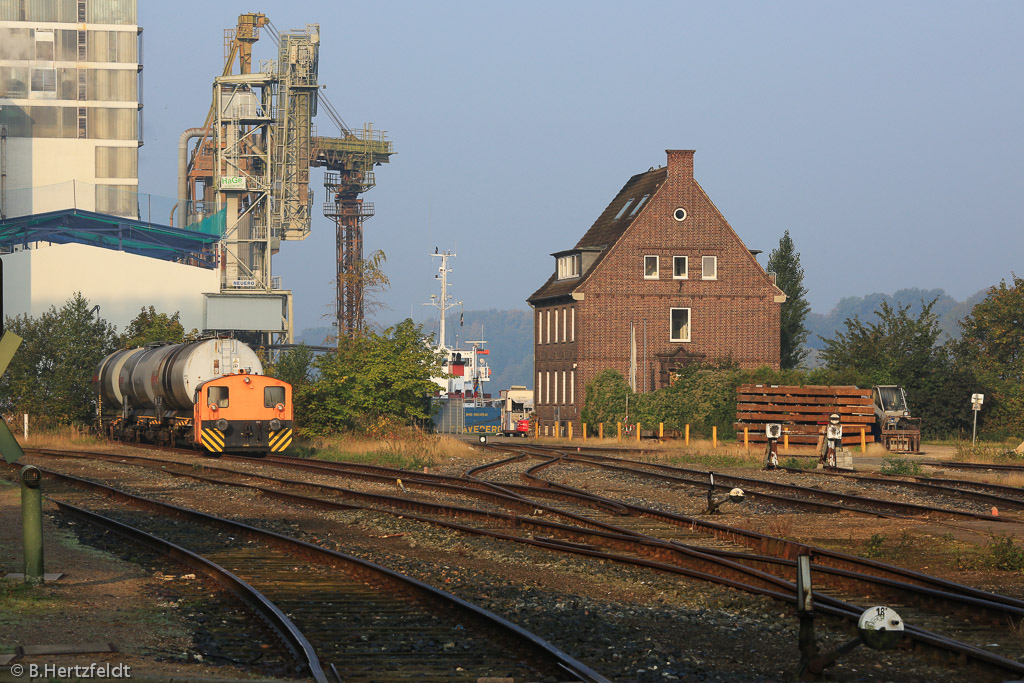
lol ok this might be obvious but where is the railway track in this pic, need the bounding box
[51,499,323,680]
[771,466,1024,511]
[18,447,1024,678]
[498,444,1017,522]
[923,460,1024,473]
[4,458,609,683]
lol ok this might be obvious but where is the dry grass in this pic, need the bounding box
[15,425,106,450]
[997,472,1024,488]
[304,431,478,470]
[1008,618,1024,646]
[953,439,1024,464]
[532,433,773,469]
[763,515,795,539]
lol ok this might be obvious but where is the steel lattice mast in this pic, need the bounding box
[315,124,393,338]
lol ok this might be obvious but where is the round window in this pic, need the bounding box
[673,208,687,221]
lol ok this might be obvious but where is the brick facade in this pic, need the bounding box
[528,150,783,436]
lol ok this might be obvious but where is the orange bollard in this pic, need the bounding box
[713,426,717,448]
[685,424,690,446]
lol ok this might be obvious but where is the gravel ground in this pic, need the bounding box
[5,446,1023,682]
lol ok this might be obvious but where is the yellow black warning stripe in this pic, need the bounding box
[201,427,225,452]
[269,428,293,452]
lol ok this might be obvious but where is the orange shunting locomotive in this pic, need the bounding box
[95,338,293,455]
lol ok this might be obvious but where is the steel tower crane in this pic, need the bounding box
[180,13,392,343]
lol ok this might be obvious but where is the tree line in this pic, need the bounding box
[2,243,1020,442]
[0,295,193,425]
[0,293,443,434]
[582,234,1023,441]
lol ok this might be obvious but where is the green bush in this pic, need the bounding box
[781,457,815,470]
[880,457,922,476]
[986,536,1024,572]
[863,534,886,558]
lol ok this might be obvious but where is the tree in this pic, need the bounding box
[120,306,189,347]
[580,370,632,432]
[819,300,942,386]
[957,275,1024,436]
[334,249,392,340]
[0,293,118,425]
[767,230,810,369]
[818,298,972,437]
[267,344,315,391]
[298,319,444,436]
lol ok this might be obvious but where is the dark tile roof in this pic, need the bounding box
[528,167,666,304]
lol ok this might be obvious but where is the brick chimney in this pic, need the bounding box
[666,149,695,179]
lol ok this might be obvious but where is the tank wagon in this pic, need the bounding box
[95,338,293,455]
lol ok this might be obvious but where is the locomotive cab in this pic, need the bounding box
[194,371,293,455]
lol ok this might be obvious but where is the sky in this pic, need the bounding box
[138,1,1024,334]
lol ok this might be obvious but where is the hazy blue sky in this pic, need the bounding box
[138,1,1024,333]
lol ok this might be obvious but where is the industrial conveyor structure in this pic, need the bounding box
[179,13,393,344]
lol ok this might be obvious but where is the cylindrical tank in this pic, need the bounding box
[95,347,144,409]
[95,338,263,410]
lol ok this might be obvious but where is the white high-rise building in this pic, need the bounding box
[0,0,140,217]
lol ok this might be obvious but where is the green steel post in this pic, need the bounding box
[20,465,43,584]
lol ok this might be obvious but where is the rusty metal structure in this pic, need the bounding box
[180,13,392,343]
[315,126,393,338]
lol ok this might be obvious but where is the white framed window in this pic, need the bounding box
[702,256,717,280]
[545,371,550,404]
[537,372,542,404]
[552,371,558,404]
[673,256,688,279]
[556,254,580,280]
[562,371,567,404]
[571,307,575,341]
[644,255,659,279]
[546,310,551,343]
[554,308,559,343]
[30,68,56,93]
[571,370,575,404]
[537,312,542,345]
[562,307,567,342]
[670,308,691,342]
[34,30,54,61]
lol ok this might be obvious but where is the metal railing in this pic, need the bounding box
[0,180,223,237]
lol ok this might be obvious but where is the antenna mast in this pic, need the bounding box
[423,250,461,351]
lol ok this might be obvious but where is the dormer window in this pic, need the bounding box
[557,253,580,280]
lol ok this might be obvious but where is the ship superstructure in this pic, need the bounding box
[423,249,491,399]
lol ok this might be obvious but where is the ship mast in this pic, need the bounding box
[423,250,461,352]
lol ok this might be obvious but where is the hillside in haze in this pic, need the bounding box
[295,287,993,386]
[805,287,988,349]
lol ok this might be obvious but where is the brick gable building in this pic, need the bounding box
[527,150,785,435]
